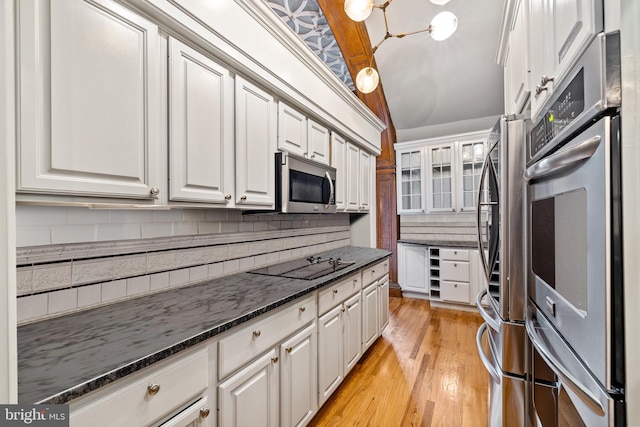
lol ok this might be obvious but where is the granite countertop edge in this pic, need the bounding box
[23,247,391,405]
[397,239,479,249]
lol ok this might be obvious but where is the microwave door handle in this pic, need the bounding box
[525,136,601,181]
[476,323,502,383]
[325,171,334,211]
[525,318,606,416]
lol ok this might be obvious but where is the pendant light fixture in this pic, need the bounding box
[344,0,458,93]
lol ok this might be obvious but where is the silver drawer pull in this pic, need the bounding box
[333,289,338,294]
[299,306,306,313]
[147,384,160,396]
[286,347,293,354]
[253,329,261,338]
[454,263,457,267]
[200,408,210,419]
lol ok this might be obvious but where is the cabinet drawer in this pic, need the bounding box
[318,273,361,315]
[441,281,470,304]
[218,294,316,379]
[361,259,389,286]
[71,349,209,426]
[440,249,469,261]
[441,260,469,283]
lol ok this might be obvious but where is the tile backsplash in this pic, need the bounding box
[16,205,351,324]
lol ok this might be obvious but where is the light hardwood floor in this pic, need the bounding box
[309,297,488,427]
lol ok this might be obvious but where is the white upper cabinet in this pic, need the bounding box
[330,132,347,210]
[396,149,424,213]
[17,0,162,200]
[427,143,455,213]
[306,119,330,165]
[345,142,360,212]
[235,76,277,209]
[359,150,371,212]
[168,38,234,205]
[504,0,530,115]
[277,102,330,165]
[529,0,603,121]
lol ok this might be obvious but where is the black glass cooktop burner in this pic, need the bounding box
[249,256,354,280]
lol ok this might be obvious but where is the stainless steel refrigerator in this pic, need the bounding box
[475,115,529,427]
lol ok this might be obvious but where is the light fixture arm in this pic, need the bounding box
[369,0,433,56]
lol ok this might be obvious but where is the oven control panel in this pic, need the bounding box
[529,69,586,162]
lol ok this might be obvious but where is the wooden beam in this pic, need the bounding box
[317,0,400,286]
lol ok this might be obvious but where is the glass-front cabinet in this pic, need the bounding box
[398,150,424,212]
[395,130,489,214]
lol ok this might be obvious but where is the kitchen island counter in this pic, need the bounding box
[17,246,390,404]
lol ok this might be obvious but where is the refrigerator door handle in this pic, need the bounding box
[476,322,502,383]
[525,317,606,416]
[476,289,501,332]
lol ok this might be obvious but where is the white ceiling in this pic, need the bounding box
[363,0,505,137]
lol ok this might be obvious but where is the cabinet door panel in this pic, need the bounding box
[280,323,317,427]
[18,0,161,199]
[362,282,379,352]
[307,119,330,165]
[218,349,279,427]
[343,293,362,375]
[161,396,210,427]
[330,133,347,210]
[317,305,343,405]
[169,38,233,204]
[235,76,276,208]
[441,260,470,283]
[378,275,389,332]
[277,102,307,157]
[359,150,371,211]
[399,245,428,293]
[345,143,360,211]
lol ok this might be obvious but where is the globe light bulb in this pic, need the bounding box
[344,0,375,22]
[430,11,458,41]
[356,67,380,93]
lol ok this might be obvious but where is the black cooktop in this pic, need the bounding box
[249,256,353,280]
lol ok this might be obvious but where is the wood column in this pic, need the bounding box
[317,1,400,288]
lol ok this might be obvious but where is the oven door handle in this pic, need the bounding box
[525,317,606,416]
[476,323,502,383]
[525,135,601,181]
[324,171,334,211]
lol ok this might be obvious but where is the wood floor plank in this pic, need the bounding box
[309,297,488,427]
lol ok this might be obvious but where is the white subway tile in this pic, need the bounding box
[189,265,208,282]
[67,208,110,225]
[238,257,255,270]
[109,210,153,224]
[238,222,254,232]
[207,263,223,278]
[172,222,199,236]
[223,259,240,275]
[152,210,183,222]
[72,259,113,285]
[176,248,208,267]
[96,224,142,241]
[266,251,280,264]
[204,246,227,263]
[147,251,177,273]
[16,267,33,296]
[254,254,267,267]
[228,243,250,259]
[16,225,52,247]
[181,209,206,222]
[226,210,242,221]
[150,272,170,291]
[127,275,151,296]
[51,225,96,244]
[220,222,239,233]
[16,205,67,226]
[198,222,221,234]
[48,288,78,314]
[78,284,101,308]
[169,269,189,287]
[101,280,127,302]
[33,262,72,292]
[141,223,173,239]
[17,294,48,323]
[205,210,227,222]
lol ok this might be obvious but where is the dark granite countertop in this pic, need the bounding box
[397,239,479,249]
[17,246,391,404]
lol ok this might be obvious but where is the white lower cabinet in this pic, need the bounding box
[69,349,211,427]
[280,323,318,427]
[378,275,390,332]
[317,304,345,406]
[218,349,279,427]
[362,281,379,352]
[397,243,429,296]
[343,293,362,376]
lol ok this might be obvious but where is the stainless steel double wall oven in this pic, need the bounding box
[525,32,626,427]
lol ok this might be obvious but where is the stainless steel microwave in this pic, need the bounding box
[275,151,336,214]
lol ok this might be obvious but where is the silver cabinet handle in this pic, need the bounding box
[147,383,160,396]
[286,347,293,354]
[253,329,261,338]
[149,187,160,196]
[333,289,339,294]
[271,356,279,364]
[535,84,549,95]
[240,195,247,202]
[454,263,457,267]
[200,408,210,419]
[540,75,555,85]
[311,154,316,158]
[299,306,306,313]
[225,194,232,200]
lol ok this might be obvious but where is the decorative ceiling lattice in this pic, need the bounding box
[264,0,356,91]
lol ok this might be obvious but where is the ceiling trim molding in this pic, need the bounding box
[234,0,385,133]
[496,0,519,66]
[394,128,493,151]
